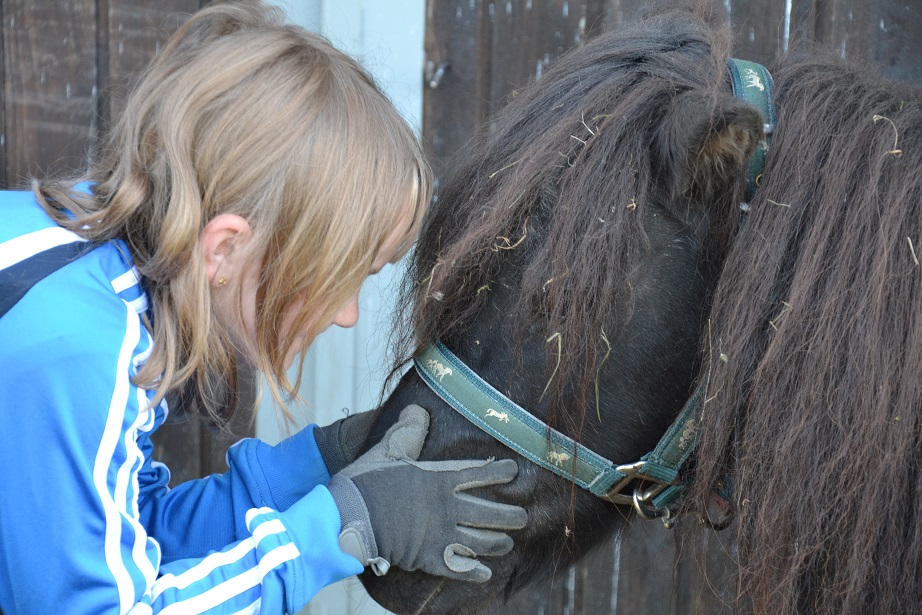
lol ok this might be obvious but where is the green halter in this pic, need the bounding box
[415,342,701,525]
[414,59,775,527]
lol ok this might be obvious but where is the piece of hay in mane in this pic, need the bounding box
[872,114,904,157]
[541,332,562,400]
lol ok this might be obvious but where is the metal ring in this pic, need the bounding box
[632,488,667,520]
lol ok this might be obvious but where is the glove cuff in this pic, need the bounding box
[327,474,391,576]
[314,424,349,477]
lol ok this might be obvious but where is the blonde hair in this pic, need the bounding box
[35,0,432,424]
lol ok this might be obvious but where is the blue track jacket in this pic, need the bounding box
[0,190,363,614]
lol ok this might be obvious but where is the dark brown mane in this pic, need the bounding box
[689,50,922,614]
[394,9,742,432]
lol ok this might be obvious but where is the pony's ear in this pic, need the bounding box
[656,90,764,202]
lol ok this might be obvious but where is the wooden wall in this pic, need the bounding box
[421,1,922,613]
[423,0,922,181]
[0,2,204,186]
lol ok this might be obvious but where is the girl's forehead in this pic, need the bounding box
[376,221,415,270]
[384,193,426,264]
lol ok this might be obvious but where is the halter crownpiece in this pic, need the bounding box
[414,60,776,527]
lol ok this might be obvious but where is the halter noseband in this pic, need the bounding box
[413,59,775,528]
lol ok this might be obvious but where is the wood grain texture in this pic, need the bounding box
[423,0,492,184]
[103,1,200,130]
[1,0,97,186]
[0,3,6,187]
[488,0,587,115]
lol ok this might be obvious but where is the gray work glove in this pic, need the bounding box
[314,408,383,476]
[327,404,527,583]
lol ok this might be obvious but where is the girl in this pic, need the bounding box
[0,2,526,613]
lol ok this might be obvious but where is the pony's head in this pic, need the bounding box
[359,9,763,614]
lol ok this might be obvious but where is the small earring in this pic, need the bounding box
[217,276,228,286]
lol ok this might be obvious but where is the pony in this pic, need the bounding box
[355,6,922,614]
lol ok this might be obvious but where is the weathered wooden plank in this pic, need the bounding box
[812,0,871,62]
[153,367,258,486]
[103,1,200,131]
[876,1,922,84]
[488,0,587,117]
[0,6,7,188]
[423,0,492,184]
[815,0,922,85]
[600,0,650,31]
[669,526,737,614]
[500,554,573,613]
[1,0,97,187]
[614,520,677,614]
[201,367,260,476]
[574,534,620,613]
[727,0,789,64]
[152,418,205,485]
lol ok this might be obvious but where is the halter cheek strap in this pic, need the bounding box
[727,58,777,210]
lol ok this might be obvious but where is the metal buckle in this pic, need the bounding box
[601,461,673,505]
[600,461,647,505]
[601,461,679,528]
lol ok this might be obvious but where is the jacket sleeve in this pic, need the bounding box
[142,489,362,613]
[137,426,334,564]
[0,259,362,615]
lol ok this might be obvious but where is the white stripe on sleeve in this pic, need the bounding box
[123,401,159,587]
[228,600,261,615]
[152,541,256,595]
[111,268,141,294]
[244,507,275,527]
[93,306,143,613]
[156,543,300,615]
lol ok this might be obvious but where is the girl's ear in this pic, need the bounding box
[201,213,252,283]
[655,89,764,202]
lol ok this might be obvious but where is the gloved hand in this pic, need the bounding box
[314,408,387,476]
[327,404,527,583]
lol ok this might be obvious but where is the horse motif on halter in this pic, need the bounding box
[678,418,698,451]
[743,67,765,91]
[425,359,453,381]
[546,450,571,467]
[484,408,510,423]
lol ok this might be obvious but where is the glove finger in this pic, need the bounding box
[452,492,528,530]
[409,458,520,485]
[382,404,430,460]
[453,458,520,489]
[454,527,515,557]
[442,544,493,583]
[409,458,492,473]
[359,404,430,463]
